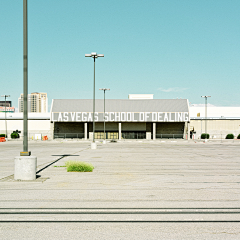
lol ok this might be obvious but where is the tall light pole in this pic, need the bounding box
[14,0,36,182]
[201,96,211,139]
[99,88,110,144]
[21,0,30,156]
[85,52,104,149]
[1,95,10,140]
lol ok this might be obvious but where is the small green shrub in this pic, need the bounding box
[201,133,209,139]
[11,132,19,139]
[226,134,234,139]
[237,134,240,139]
[0,134,6,138]
[65,160,94,172]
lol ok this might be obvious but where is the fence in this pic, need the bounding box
[156,133,183,139]
[54,132,183,140]
[54,133,84,139]
[121,132,146,139]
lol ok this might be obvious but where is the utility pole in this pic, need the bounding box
[1,95,10,140]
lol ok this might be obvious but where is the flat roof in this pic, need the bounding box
[51,99,189,113]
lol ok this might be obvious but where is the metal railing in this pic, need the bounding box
[121,132,146,139]
[54,133,84,139]
[156,133,183,139]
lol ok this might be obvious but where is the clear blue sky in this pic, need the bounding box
[1,0,240,110]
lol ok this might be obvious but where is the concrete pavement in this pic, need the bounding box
[0,139,240,239]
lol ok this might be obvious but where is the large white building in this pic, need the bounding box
[1,95,240,140]
[18,92,48,113]
[51,98,189,140]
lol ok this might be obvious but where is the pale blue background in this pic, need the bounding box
[1,0,240,110]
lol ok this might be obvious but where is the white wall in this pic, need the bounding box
[190,119,240,139]
[0,113,51,139]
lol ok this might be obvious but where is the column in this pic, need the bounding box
[84,123,87,140]
[183,122,187,139]
[183,122,186,139]
[187,122,190,140]
[50,121,54,140]
[118,122,121,140]
[153,123,156,140]
[183,122,189,140]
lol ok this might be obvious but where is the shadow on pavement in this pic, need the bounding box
[36,154,79,174]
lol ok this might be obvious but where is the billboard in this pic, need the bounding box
[0,107,15,113]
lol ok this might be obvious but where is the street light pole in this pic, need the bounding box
[20,0,31,156]
[201,96,211,140]
[99,88,110,143]
[14,0,36,182]
[1,95,10,140]
[85,52,104,149]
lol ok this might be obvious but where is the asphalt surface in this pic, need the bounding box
[0,139,240,239]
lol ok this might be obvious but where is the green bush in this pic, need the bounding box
[11,132,20,139]
[65,160,94,172]
[237,134,240,139]
[226,134,234,139]
[201,133,209,139]
[0,134,6,138]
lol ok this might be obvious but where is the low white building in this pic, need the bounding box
[189,106,240,139]
[0,113,51,139]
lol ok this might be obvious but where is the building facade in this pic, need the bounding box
[1,102,240,140]
[51,99,190,140]
[0,101,15,113]
[0,101,11,107]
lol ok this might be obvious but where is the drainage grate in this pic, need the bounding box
[0,174,49,183]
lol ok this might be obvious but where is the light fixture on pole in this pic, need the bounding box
[99,88,110,144]
[201,96,211,140]
[1,95,10,140]
[85,52,104,149]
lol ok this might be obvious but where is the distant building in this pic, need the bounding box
[18,92,48,113]
[0,101,11,107]
[0,101,15,112]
